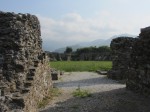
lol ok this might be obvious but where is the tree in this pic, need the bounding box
[65,47,72,61]
[65,47,72,54]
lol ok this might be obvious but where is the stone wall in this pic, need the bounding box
[0,12,52,112]
[108,37,135,80]
[126,27,150,96]
[108,26,150,96]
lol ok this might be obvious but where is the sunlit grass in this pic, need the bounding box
[50,61,112,72]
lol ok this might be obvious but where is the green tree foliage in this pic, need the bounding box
[65,47,73,61]
[76,46,111,54]
[97,46,111,53]
[65,47,73,54]
[73,46,111,61]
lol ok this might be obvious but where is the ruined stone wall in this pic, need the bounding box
[108,27,150,96]
[108,37,135,80]
[126,27,150,96]
[0,12,52,112]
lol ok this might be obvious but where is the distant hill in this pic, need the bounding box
[54,34,137,53]
[54,45,82,53]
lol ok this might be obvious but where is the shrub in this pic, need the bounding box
[72,86,91,98]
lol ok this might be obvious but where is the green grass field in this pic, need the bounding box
[50,61,112,72]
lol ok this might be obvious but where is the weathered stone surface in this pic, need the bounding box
[0,11,52,112]
[96,70,107,75]
[126,26,150,96]
[108,37,136,80]
[108,26,150,96]
[51,68,60,80]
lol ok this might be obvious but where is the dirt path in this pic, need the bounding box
[40,72,150,112]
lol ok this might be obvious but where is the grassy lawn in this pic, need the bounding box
[50,61,112,72]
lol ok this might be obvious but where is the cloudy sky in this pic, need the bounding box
[0,0,150,51]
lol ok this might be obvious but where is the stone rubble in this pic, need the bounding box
[51,68,60,80]
[96,70,107,75]
[51,68,64,80]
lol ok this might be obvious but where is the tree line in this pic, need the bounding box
[64,46,111,61]
[65,46,111,54]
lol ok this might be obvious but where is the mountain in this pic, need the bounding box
[53,45,82,53]
[79,34,136,47]
[53,34,137,53]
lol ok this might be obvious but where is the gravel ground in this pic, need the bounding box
[39,72,150,112]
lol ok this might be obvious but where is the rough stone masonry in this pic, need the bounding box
[126,26,150,96]
[0,11,52,112]
[108,37,136,80]
[108,26,150,97]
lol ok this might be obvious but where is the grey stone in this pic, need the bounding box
[107,37,136,80]
[126,26,150,96]
[96,70,107,75]
[108,26,150,97]
[0,11,52,112]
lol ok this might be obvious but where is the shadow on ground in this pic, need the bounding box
[54,76,120,88]
[40,88,150,112]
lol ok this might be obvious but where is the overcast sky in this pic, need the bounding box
[0,0,150,51]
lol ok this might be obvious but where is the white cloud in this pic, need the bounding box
[37,12,150,51]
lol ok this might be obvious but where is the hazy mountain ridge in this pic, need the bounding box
[53,45,82,53]
[52,34,137,53]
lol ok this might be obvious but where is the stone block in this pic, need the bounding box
[51,72,60,80]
